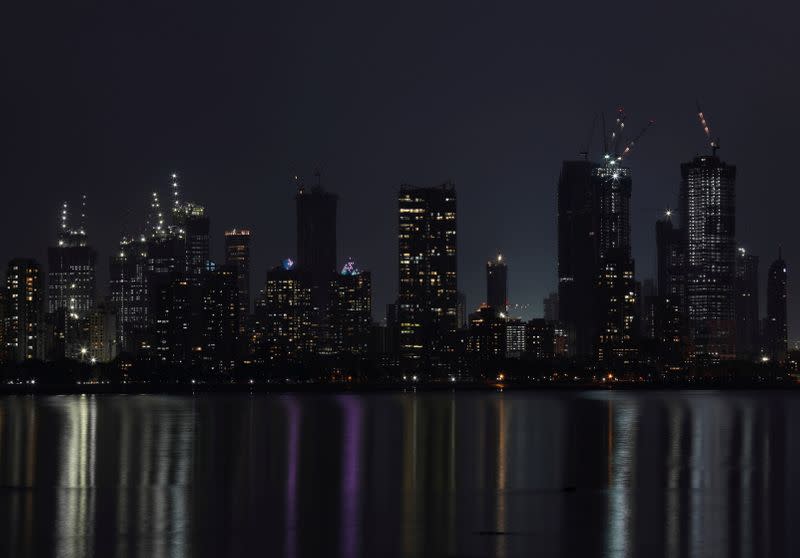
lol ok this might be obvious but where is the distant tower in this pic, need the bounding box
[110,236,149,353]
[557,159,599,357]
[543,292,559,322]
[5,259,43,362]
[765,248,788,363]
[654,212,687,360]
[47,196,97,318]
[735,247,760,360]
[296,174,338,278]
[262,261,314,362]
[171,173,210,277]
[329,260,372,355]
[225,229,252,326]
[486,253,507,312]
[593,162,637,364]
[398,182,458,369]
[680,154,736,361]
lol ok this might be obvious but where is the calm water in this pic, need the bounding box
[0,390,797,557]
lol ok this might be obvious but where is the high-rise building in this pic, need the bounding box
[765,249,788,363]
[466,305,505,358]
[735,247,760,360]
[171,174,210,278]
[543,292,559,322]
[557,160,599,357]
[262,260,314,363]
[201,264,239,373]
[655,214,685,301]
[47,198,96,318]
[174,202,209,277]
[296,178,338,280]
[398,183,457,368]
[224,229,251,326]
[152,273,204,368]
[456,292,468,329]
[526,319,555,360]
[505,319,526,358]
[486,253,507,312]
[593,164,637,364]
[296,177,338,352]
[110,237,149,353]
[88,301,118,363]
[5,259,43,362]
[680,154,736,361]
[654,213,687,363]
[329,260,372,355]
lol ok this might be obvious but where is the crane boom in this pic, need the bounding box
[696,103,720,156]
[619,120,655,160]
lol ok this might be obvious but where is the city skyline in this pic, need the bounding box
[3,2,799,344]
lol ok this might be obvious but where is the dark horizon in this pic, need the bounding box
[2,1,798,339]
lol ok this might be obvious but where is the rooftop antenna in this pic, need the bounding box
[314,166,322,188]
[601,112,608,156]
[696,102,720,156]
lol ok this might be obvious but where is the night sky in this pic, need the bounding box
[2,1,799,339]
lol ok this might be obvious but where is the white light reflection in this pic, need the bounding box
[605,397,638,557]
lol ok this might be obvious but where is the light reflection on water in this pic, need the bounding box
[0,391,797,557]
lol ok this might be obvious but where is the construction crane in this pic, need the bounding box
[696,103,720,156]
[601,106,655,165]
[619,119,656,159]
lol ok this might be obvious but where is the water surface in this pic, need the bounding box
[0,390,796,557]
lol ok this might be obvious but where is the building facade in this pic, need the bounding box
[5,259,43,362]
[593,164,637,365]
[398,183,457,369]
[765,250,788,363]
[486,253,507,312]
[557,160,600,357]
[224,229,251,328]
[680,155,736,362]
[734,247,759,360]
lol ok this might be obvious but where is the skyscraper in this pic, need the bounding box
[171,174,210,278]
[224,229,251,327]
[765,249,787,363]
[557,160,599,357]
[680,154,736,361]
[296,177,338,279]
[5,258,43,362]
[47,198,96,318]
[543,292,559,322]
[329,260,372,355]
[88,301,118,363]
[655,212,687,363]
[296,176,338,352]
[110,236,149,353]
[734,247,759,360]
[398,182,457,369]
[486,253,507,312]
[593,163,637,364]
[201,264,240,373]
[262,260,314,363]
